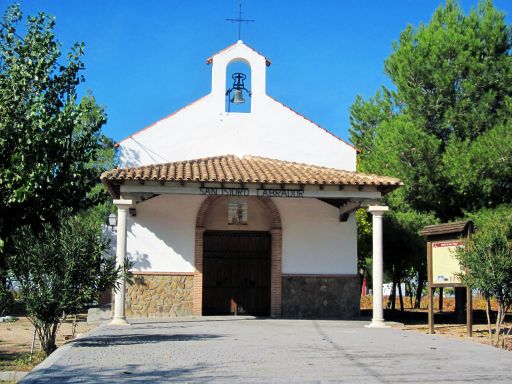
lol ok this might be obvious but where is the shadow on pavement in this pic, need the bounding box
[72,333,223,348]
[21,362,236,383]
[125,316,258,326]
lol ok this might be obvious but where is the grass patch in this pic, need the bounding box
[0,351,45,372]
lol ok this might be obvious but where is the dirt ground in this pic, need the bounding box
[398,316,512,351]
[361,295,512,350]
[0,316,97,371]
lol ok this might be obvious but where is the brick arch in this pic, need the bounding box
[195,195,222,228]
[193,196,282,317]
[256,197,282,230]
[195,196,282,229]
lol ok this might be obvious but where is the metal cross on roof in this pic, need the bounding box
[225,3,255,40]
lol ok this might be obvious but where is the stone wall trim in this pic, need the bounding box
[282,274,359,278]
[131,272,195,276]
[126,274,194,318]
[282,274,360,319]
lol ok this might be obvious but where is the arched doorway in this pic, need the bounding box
[202,230,271,315]
[194,196,282,317]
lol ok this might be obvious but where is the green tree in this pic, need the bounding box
[379,0,512,218]
[356,208,372,276]
[384,0,512,144]
[0,4,112,307]
[349,88,395,160]
[10,215,119,355]
[350,0,512,308]
[383,210,437,310]
[465,205,512,233]
[455,226,512,347]
[443,124,512,212]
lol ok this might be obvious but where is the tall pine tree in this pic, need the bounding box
[350,0,512,307]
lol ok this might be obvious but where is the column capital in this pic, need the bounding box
[367,205,389,216]
[113,199,133,209]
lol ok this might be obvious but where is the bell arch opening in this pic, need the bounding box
[225,59,252,113]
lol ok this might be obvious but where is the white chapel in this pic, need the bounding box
[102,40,400,326]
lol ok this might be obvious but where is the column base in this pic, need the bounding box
[110,317,130,326]
[365,319,390,328]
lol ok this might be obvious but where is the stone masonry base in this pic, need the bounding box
[282,275,361,319]
[125,273,360,319]
[126,273,194,317]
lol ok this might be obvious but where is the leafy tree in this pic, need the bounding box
[355,113,440,308]
[350,0,512,308]
[443,124,512,212]
[356,208,372,274]
[82,134,117,227]
[349,88,395,160]
[455,226,512,347]
[384,0,512,145]
[9,214,119,355]
[0,4,112,307]
[465,205,512,233]
[360,114,445,216]
[383,210,437,310]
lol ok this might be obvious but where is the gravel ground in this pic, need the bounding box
[20,317,512,383]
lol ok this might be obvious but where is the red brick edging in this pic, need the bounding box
[194,196,282,317]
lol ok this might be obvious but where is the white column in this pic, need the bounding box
[110,199,133,325]
[366,205,389,328]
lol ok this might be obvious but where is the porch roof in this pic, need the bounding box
[101,155,401,199]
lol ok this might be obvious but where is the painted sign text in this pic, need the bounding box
[199,187,304,198]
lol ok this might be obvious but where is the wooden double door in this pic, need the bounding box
[203,231,271,316]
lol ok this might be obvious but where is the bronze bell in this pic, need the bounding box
[231,89,245,104]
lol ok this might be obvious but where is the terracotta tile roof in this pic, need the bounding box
[101,155,401,192]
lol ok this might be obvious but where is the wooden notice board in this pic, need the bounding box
[429,240,465,286]
[420,221,474,336]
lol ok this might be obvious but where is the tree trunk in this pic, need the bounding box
[0,217,19,316]
[505,312,512,350]
[0,265,12,315]
[406,280,413,309]
[495,302,505,348]
[415,273,424,309]
[389,272,397,310]
[485,296,493,345]
[36,321,60,356]
[455,287,467,323]
[398,277,404,313]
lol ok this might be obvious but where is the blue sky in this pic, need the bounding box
[5,1,512,144]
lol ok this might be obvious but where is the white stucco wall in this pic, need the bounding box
[119,41,359,276]
[204,197,271,231]
[274,198,357,275]
[125,195,356,275]
[118,41,356,170]
[126,194,205,272]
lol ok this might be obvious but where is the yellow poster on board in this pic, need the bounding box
[432,240,464,284]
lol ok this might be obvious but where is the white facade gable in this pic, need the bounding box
[118,41,356,170]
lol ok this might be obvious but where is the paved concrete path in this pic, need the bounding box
[20,317,512,383]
